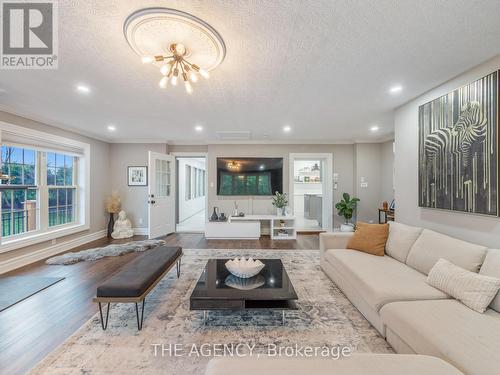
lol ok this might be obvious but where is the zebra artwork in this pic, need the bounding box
[418,71,498,216]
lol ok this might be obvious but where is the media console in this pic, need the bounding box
[205,215,297,240]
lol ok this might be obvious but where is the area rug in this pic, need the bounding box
[31,249,393,374]
[45,239,166,265]
[0,276,65,312]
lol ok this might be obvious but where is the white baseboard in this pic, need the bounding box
[0,229,107,275]
[133,227,148,235]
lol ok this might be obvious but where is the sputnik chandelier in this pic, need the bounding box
[141,43,209,94]
[124,8,226,95]
[226,161,241,170]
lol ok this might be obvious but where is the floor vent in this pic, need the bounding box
[215,131,251,140]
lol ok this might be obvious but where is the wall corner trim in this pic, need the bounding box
[0,229,107,275]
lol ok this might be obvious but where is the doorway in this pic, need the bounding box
[289,153,333,232]
[175,156,207,232]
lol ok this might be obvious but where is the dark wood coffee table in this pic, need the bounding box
[190,259,298,324]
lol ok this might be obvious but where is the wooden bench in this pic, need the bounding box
[93,246,182,330]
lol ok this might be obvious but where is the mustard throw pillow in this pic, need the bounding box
[346,222,389,256]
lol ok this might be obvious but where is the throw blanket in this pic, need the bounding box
[45,240,166,265]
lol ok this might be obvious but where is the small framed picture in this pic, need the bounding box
[128,166,148,186]
[389,199,395,211]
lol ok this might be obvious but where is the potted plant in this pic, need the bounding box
[105,191,121,237]
[272,191,288,216]
[335,192,360,232]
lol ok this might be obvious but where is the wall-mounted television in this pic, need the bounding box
[217,157,283,196]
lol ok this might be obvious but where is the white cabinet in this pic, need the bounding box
[205,221,260,239]
[205,215,296,240]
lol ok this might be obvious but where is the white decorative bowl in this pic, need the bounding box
[225,257,265,278]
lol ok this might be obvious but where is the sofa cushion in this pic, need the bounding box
[406,229,487,275]
[380,299,500,375]
[324,249,448,312]
[205,355,463,375]
[479,249,500,312]
[386,221,423,263]
[96,246,182,298]
[427,259,500,313]
[346,222,388,256]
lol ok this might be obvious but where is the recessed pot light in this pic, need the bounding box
[370,126,379,132]
[283,125,291,132]
[76,84,91,94]
[195,125,203,132]
[107,125,116,131]
[389,85,403,94]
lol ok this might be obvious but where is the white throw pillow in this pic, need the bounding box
[385,221,422,263]
[427,258,500,313]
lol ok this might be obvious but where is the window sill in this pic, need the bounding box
[0,223,90,254]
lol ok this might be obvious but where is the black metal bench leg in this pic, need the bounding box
[176,258,181,278]
[99,302,110,330]
[135,300,145,330]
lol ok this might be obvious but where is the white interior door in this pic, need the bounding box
[148,151,175,238]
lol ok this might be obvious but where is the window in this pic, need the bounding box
[47,153,76,227]
[184,165,205,201]
[156,159,171,197]
[1,145,84,243]
[185,165,191,200]
[0,122,90,252]
[1,146,38,237]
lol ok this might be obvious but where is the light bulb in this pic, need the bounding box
[185,81,193,94]
[141,56,154,64]
[199,68,210,79]
[160,63,172,76]
[189,71,198,82]
[171,76,177,86]
[159,76,168,88]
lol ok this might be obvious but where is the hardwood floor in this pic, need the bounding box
[0,233,318,375]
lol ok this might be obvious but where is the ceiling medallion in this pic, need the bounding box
[124,8,226,94]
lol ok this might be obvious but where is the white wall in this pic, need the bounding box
[380,140,395,204]
[206,144,356,228]
[395,54,500,247]
[354,143,382,223]
[177,158,206,222]
[109,143,167,229]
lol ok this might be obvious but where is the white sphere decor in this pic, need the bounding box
[225,257,265,279]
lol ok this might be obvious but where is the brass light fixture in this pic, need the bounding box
[141,43,210,94]
[226,161,241,171]
[124,8,225,95]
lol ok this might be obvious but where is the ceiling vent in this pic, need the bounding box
[215,131,251,140]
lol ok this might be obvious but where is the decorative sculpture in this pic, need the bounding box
[111,210,134,239]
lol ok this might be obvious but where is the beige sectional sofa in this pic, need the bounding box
[320,222,500,375]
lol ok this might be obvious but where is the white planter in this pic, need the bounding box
[340,223,354,232]
[276,207,286,216]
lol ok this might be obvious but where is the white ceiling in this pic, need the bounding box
[1,0,500,144]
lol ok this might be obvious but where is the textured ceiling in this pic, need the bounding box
[1,0,500,144]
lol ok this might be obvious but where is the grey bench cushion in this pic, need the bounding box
[96,246,182,298]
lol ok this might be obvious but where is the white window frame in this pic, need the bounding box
[0,122,90,253]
